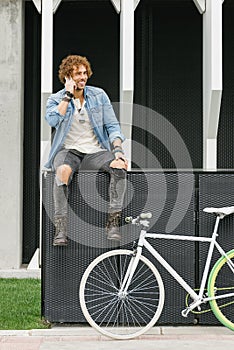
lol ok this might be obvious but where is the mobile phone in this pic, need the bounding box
[65,76,76,89]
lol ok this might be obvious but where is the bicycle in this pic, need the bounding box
[79,206,234,340]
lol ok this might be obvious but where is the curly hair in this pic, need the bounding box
[58,55,93,84]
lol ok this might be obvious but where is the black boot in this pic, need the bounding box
[53,216,68,246]
[106,212,121,241]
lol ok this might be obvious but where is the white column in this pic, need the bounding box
[110,0,120,13]
[119,0,135,169]
[33,1,62,168]
[203,0,223,170]
[110,0,141,169]
[32,0,41,13]
[193,0,206,14]
[41,0,53,164]
[31,0,62,269]
[33,0,54,269]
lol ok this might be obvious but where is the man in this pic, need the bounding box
[44,55,127,246]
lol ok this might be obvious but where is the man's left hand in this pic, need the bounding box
[110,153,128,170]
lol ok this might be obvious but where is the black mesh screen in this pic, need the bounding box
[133,0,202,169]
[53,0,119,102]
[42,171,196,325]
[218,0,234,169]
[198,173,234,325]
[23,2,41,263]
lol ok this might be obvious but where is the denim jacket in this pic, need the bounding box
[44,86,125,169]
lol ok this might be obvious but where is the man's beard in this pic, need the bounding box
[75,80,86,90]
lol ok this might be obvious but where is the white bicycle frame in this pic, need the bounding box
[120,215,234,316]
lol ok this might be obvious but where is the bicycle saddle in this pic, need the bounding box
[203,206,234,217]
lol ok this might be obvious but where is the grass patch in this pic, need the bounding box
[0,278,50,330]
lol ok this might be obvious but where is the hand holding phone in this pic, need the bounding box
[65,76,76,93]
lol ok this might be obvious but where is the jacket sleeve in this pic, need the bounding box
[45,94,65,129]
[102,91,125,144]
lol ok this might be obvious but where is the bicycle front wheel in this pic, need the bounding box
[79,249,165,339]
[208,249,234,331]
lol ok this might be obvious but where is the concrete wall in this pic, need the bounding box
[0,0,24,268]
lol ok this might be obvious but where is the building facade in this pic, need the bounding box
[0,0,234,269]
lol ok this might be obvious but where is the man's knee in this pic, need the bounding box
[110,167,127,180]
[110,158,128,171]
[56,164,72,185]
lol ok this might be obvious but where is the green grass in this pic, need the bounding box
[0,278,50,330]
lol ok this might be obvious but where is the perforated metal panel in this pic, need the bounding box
[218,1,234,169]
[23,2,41,263]
[42,172,195,325]
[42,172,118,322]
[198,173,234,325]
[128,172,196,325]
[133,0,202,169]
[53,0,119,101]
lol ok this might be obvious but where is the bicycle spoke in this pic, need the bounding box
[80,250,164,339]
[208,250,234,330]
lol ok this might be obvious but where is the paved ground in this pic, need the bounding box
[1,271,234,349]
[0,268,40,279]
[1,326,234,350]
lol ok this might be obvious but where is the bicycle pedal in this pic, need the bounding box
[181,308,190,318]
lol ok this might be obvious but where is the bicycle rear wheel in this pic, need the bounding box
[208,249,234,331]
[79,249,165,339]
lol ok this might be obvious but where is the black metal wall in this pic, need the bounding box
[23,2,41,263]
[218,0,234,169]
[53,0,120,101]
[198,174,234,325]
[42,171,234,326]
[42,171,195,324]
[133,0,202,170]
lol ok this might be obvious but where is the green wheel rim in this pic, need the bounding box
[208,249,234,331]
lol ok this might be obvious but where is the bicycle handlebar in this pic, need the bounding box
[125,212,152,224]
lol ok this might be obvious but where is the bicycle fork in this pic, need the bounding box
[118,245,144,298]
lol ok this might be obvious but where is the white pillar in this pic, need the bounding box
[111,0,140,169]
[32,0,41,13]
[32,1,62,168]
[119,0,135,169]
[193,0,206,14]
[41,0,53,162]
[31,0,54,270]
[31,0,62,269]
[203,0,223,170]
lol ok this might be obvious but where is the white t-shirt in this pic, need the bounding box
[63,99,104,154]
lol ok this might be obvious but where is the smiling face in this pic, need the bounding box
[71,65,88,91]
[58,55,93,88]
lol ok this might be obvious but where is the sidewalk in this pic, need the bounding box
[0,268,41,279]
[1,326,234,350]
